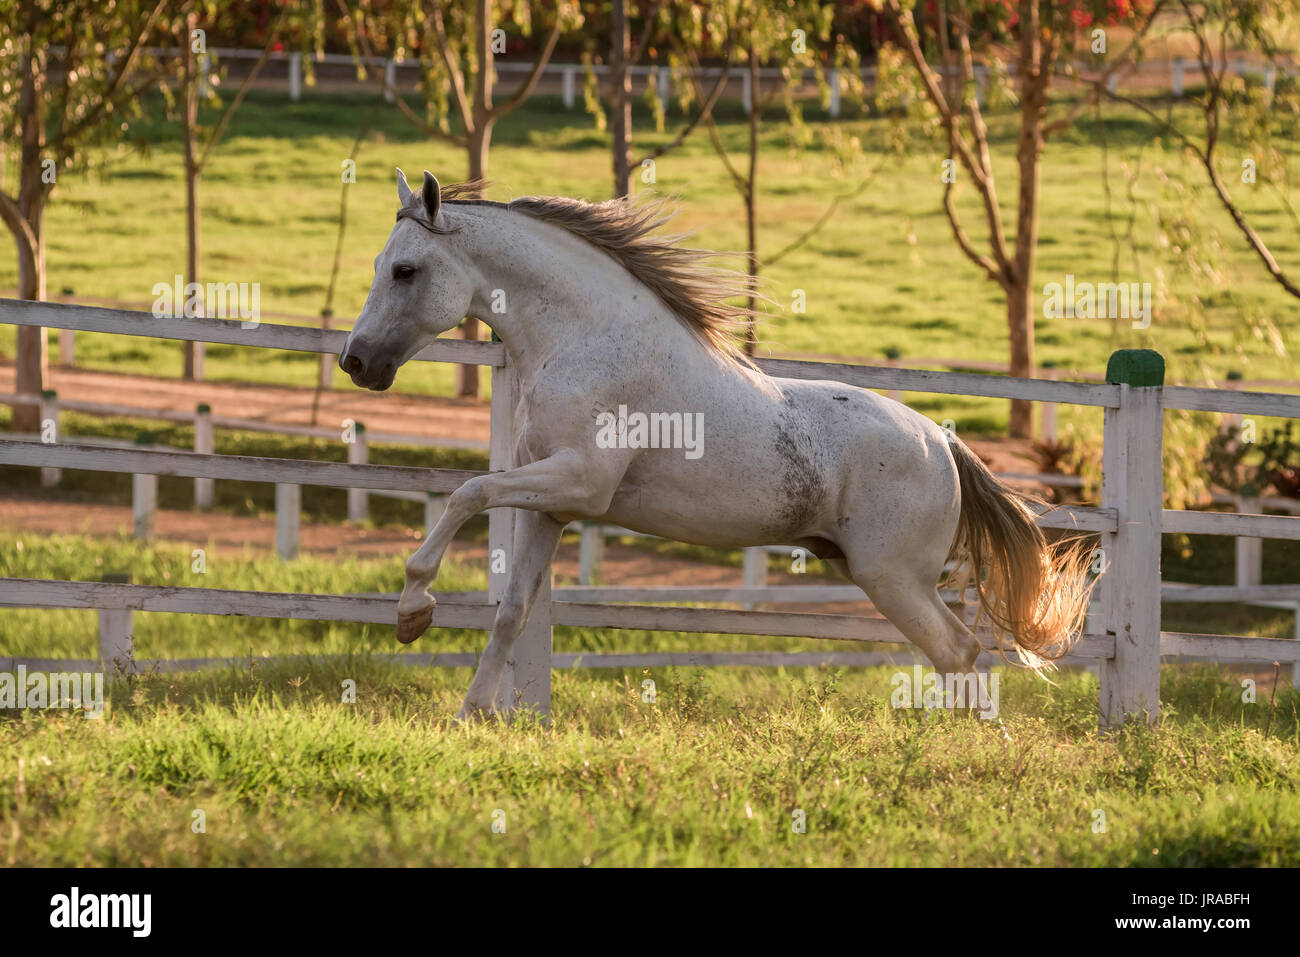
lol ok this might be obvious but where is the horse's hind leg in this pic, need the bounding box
[841,539,980,676]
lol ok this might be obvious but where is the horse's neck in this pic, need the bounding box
[454,205,669,381]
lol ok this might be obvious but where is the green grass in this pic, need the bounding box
[1,88,1296,437]
[1,657,1297,866]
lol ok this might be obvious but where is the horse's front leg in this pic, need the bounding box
[458,509,565,721]
[397,450,617,642]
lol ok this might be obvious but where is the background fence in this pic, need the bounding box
[1,298,1298,727]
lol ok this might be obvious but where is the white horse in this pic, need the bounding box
[340,170,1093,719]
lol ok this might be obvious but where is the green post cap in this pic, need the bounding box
[320,307,333,319]
[1226,370,1243,382]
[1105,349,1165,387]
[1041,360,1057,370]
[883,346,902,360]
[41,388,57,399]
[60,287,75,297]
[196,402,211,414]
[101,572,131,584]
[134,431,153,446]
[1240,480,1261,498]
[353,421,366,433]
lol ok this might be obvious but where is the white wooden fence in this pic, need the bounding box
[1,298,1298,727]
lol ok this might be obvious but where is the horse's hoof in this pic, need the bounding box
[396,602,435,644]
[455,702,493,722]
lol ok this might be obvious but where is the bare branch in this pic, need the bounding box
[490,13,565,120]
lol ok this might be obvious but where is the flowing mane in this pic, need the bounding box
[405,180,763,369]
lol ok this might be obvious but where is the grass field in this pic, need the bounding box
[3,533,1299,867]
[1,88,1296,437]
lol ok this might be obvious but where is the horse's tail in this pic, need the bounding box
[945,437,1097,668]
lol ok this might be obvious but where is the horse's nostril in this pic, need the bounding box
[340,353,363,375]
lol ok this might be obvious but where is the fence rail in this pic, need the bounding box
[2,299,1298,725]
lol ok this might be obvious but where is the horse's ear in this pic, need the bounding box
[422,170,441,223]
[396,168,413,206]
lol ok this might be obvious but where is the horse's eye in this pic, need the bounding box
[392,263,417,282]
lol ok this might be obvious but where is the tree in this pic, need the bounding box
[683,0,868,353]
[1086,0,1300,301]
[344,0,583,398]
[168,1,295,380]
[880,0,1164,437]
[0,0,177,431]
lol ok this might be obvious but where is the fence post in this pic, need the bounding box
[1235,485,1262,588]
[194,403,213,509]
[98,572,134,674]
[384,58,396,103]
[578,520,605,585]
[742,546,768,611]
[488,337,552,719]
[276,483,301,559]
[424,493,446,538]
[827,67,841,117]
[57,288,76,363]
[883,347,903,403]
[132,432,157,542]
[39,389,61,488]
[1039,361,1058,443]
[1099,349,1165,728]
[1172,57,1184,97]
[657,66,669,108]
[289,51,302,101]
[562,66,575,108]
[347,422,368,522]
[741,67,752,114]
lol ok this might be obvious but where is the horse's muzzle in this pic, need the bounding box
[338,346,395,391]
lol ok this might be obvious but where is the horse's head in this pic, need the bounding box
[339,168,475,390]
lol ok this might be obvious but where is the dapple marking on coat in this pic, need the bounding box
[339,169,1095,720]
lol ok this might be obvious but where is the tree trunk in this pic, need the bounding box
[181,18,204,381]
[454,125,492,399]
[611,0,632,198]
[13,16,47,434]
[743,49,759,356]
[1007,0,1048,439]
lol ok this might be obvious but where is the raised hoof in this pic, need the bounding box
[396,602,435,644]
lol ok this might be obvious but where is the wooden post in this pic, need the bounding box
[98,573,134,674]
[1172,57,1184,97]
[1039,361,1058,443]
[194,403,213,509]
[488,338,552,719]
[884,347,903,404]
[347,422,368,523]
[132,433,157,542]
[276,483,301,559]
[578,521,605,584]
[827,67,841,118]
[657,66,669,109]
[742,546,768,611]
[562,67,575,108]
[1099,349,1165,728]
[1221,370,1242,432]
[424,493,446,538]
[39,389,60,488]
[741,67,752,114]
[319,309,334,390]
[289,51,302,101]
[384,58,396,103]
[1235,486,1263,588]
